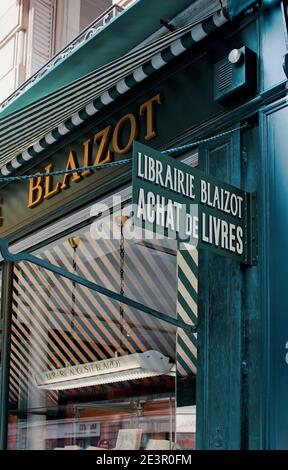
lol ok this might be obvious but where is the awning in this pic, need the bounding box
[34,351,175,390]
[0,0,261,177]
[0,6,229,176]
[0,0,196,117]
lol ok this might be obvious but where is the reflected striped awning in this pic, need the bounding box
[177,246,198,377]
[0,8,228,176]
[8,228,178,405]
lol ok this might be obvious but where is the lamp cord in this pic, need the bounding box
[119,212,125,352]
[71,246,76,331]
[67,239,78,367]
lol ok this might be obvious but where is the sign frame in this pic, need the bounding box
[132,141,257,265]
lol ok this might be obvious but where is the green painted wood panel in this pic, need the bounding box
[241,123,261,450]
[261,101,288,449]
[197,128,243,450]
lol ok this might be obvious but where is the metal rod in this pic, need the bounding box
[0,239,196,334]
[0,261,14,449]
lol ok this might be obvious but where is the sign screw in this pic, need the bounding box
[242,361,249,376]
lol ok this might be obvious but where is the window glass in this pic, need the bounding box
[80,0,113,31]
[6,148,199,450]
[0,265,2,320]
[7,202,182,450]
[0,266,2,397]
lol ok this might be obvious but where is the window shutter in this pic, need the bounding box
[28,0,56,76]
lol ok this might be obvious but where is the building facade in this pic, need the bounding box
[0,0,287,450]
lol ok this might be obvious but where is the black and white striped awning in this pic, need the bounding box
[0,8,228,176]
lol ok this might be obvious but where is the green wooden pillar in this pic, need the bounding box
[196,127,243,450]
[0,262,13,450]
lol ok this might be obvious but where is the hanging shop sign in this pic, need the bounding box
[132,142,257,264]
[34,351,174,390]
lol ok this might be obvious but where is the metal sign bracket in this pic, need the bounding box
[0,238,196,335]
[244,191,258,266]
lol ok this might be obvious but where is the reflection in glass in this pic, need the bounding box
[7,202,196,449]
[0,266,2,394]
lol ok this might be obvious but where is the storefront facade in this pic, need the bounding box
[0,0,288,450]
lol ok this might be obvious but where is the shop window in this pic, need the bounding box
[6,155,198,448]
[6,201,190,450]
[0,266,2,394]
[0,265,2,320]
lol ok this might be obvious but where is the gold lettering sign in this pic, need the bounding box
[27,93,162,209]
